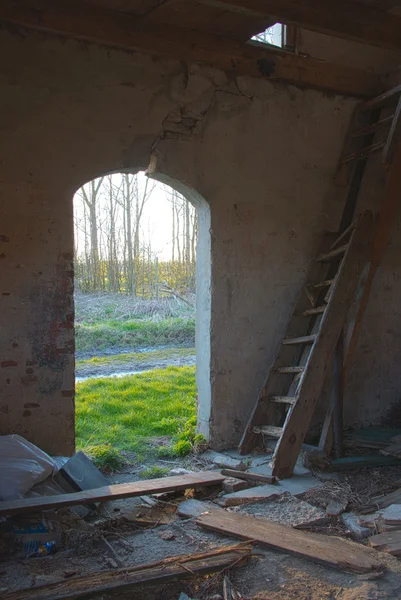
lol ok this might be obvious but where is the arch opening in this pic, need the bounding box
[73,170,211,467]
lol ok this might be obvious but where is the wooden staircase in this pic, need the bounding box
[238,83,401,479]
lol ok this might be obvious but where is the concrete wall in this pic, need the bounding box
[0,27,400,454]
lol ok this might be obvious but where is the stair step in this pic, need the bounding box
[311,279,335,289]
[253,425,283,438]
[282,334,317,346]
[270,396,297,405]
[297,305,326,316]
[275,366,305,374]
[316,244,348,263]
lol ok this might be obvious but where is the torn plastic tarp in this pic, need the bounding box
[0,434,56,501]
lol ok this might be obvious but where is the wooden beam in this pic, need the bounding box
[0,472,225,516]
[197,510,383,573]
[2,545,252,600]
[0,0,380,97]
[201,0,401,52]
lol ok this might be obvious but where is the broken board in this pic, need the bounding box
[369,530,401,556]
[196,510,382,573]
[0,472,225,516]
[2,545,252,600]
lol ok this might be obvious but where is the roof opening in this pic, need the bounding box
[251,23,283,48]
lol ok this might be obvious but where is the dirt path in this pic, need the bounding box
[75,346,195,381]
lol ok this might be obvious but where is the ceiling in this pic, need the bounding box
[83,0,401,43]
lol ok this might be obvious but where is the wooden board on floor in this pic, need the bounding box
[0,472,225,516]
[196,510,383,573]
[2,545,252,600]
[369,530,401,556]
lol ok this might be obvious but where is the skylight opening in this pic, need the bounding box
[252,23,283,48]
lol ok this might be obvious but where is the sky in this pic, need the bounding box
[73,172,193,261]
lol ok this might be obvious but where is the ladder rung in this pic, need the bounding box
[341,141,386,165]
[330,222,355,251]
[275,366,305,374]
[316,244,348,262]
[270,396,296,405]
[297,305,326,316]
[361,83,401,112]
[311,279,335,289]
[282,334,317,346]
[253,425,283,438]
[351,114,393,137]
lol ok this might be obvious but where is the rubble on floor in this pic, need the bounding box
[3,439,401,598]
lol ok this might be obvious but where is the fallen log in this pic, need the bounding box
[2,544,253,600]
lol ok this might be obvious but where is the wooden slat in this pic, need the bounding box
[196,510,383,573]
[361,83,401,111]
[369,530,401,556]
[270,395,297,404]
[272,211,375,479]
[329,222,355,250]
[275,366,305,374]
[351,114,393,137]
[311,279,335,289]
[316,244,348,262]
[253,425,283,437]
[0,472,225,516]
[297,305,326,316]
[2,545,252,600]
[0,1,380,97]
[220,469,276,484]
[341,140,386,165]
[200,0,401,51]
[282,334,317,345]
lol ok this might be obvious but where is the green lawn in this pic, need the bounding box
[76,366,198,466]
[76,317,195,353]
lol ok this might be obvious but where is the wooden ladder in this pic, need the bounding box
[238,83,401,479]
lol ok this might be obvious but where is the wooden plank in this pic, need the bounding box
[272,211,375,479]
[381,442,401,457]
[275,366,305,374]
[0,0,380,97]
[221,469,276,484]
[196,510,383,573]
[2,545,253,600]
[330,454,401,470]
[0,472,225,516]
[200,0,401,51]
[369,530,401,556]
[270,395,296,404]
[253,425,283,437]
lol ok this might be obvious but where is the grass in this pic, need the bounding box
[76,318,195,354]
[76,366,198,465]
[76,347,195,370]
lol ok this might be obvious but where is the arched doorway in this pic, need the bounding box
[73,167,211,468]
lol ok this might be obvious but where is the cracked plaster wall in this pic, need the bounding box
[1,28,400,454]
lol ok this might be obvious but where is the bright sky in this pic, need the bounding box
[74,172,192,261]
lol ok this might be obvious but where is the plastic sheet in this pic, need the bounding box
[0,434,56,501]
